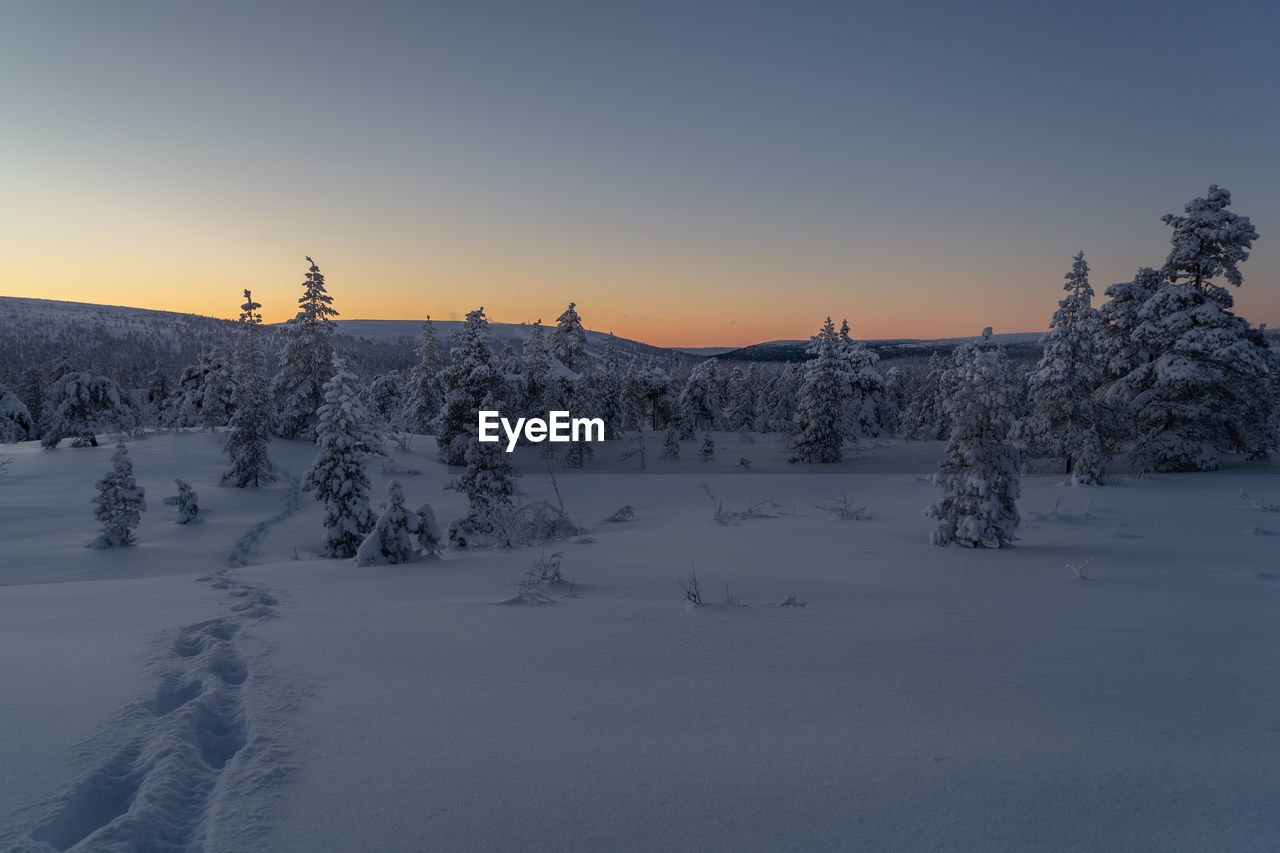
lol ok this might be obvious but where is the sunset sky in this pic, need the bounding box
[2,1,1277,347]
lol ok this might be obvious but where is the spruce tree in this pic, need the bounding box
[551,301,589,373]
[0,384,34,443]
[403,316,445,435]
[1124,187,1271,470]
[355,480,417,565]
[40,372,136,449]
[1014,252,1105,484]
[89,444,146,548]
[837,319,885,438]
[789,318,848,464]
[435,308,502,465]
[456,396,516,519]
[163,478,200,524]
[302,361,379,558]
[222,290,275,487]
[927,329,1020,548]
[662,424,680,459]
[273,257,339,440]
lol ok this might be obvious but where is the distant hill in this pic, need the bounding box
[716,331,1046,363]
[327,318,675,365]
[0,296,682,388]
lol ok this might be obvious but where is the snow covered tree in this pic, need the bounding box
[900,352,949,440]
[456,403,515,518]
[662,424,680,459]
[551,301,589,373]
[677,359,719,437]
[89,444,146,548]
[837,319,885,438]
[435,308,502,465]
[198,349,235,430]
[1120,187,1271,471]
[927,329,1020,548]
[403,316,444,434]
[302,361,379,558]
[273,257,339,440]
[789,318,848,463]
[0,384,34,443]
[144,363,172,427]
[41,372,136,448]
[633,363,676,431]
[222,290,275,487]
[519,320,556,418]
[587,333,623,438]
[163,478,199,524]
[1013,252,1105,484]
[415,503,443,558]
[355,480,417,565]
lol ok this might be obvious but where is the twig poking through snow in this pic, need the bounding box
[813,492,871,520]
[1065,557,1094,580]
[679,564,703,606]
[1240,490,1280,512]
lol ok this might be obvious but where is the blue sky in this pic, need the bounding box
[2,0,1276,344]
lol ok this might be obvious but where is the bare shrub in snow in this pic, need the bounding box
[605,505,636,523]
[814,493,871,520]
[1065,557,1095,580]
[1240,490,1280,512]
[678,565,703,606]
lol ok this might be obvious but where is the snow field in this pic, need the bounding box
[2,431,1279,851]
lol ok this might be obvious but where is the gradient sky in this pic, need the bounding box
[2,0,1278,346]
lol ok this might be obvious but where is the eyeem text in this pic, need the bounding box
[478,411,605,452]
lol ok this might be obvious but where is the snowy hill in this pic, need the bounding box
[0,297,680,388]
[326,317,677,365]
[718,331,1046,363]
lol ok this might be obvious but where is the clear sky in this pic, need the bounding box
[2,0,1277,346]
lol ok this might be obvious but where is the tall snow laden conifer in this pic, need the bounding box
[273,257,339,440]
[403,316,444,434]
[222,290,275,487]
[90,443,146,548]
[789,318,848,464]
[436,308,502,465]
[551,301,589,373]
[927,329,1020,548]
[1113,186,1272,471]
[302,360,379,558]
[1015,252,1105,484]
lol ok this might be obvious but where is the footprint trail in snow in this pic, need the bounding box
[8,477,300,852]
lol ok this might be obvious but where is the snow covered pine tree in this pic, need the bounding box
[222,290,276,487]
[89,444,146,548]
[273,257,339,440]
[927,328,1021,548]
[789,318,848,463]
[302,360,379,558]
[163,479,200,524]
[1121,186,1271,471]
[1015,252,1105,484]
[356,480,418,565]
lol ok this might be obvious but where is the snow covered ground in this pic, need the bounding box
[3,431,1279,851]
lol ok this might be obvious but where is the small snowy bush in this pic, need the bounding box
[163,478,199,524]
[89,444,146,548]
[356,480,417,565]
